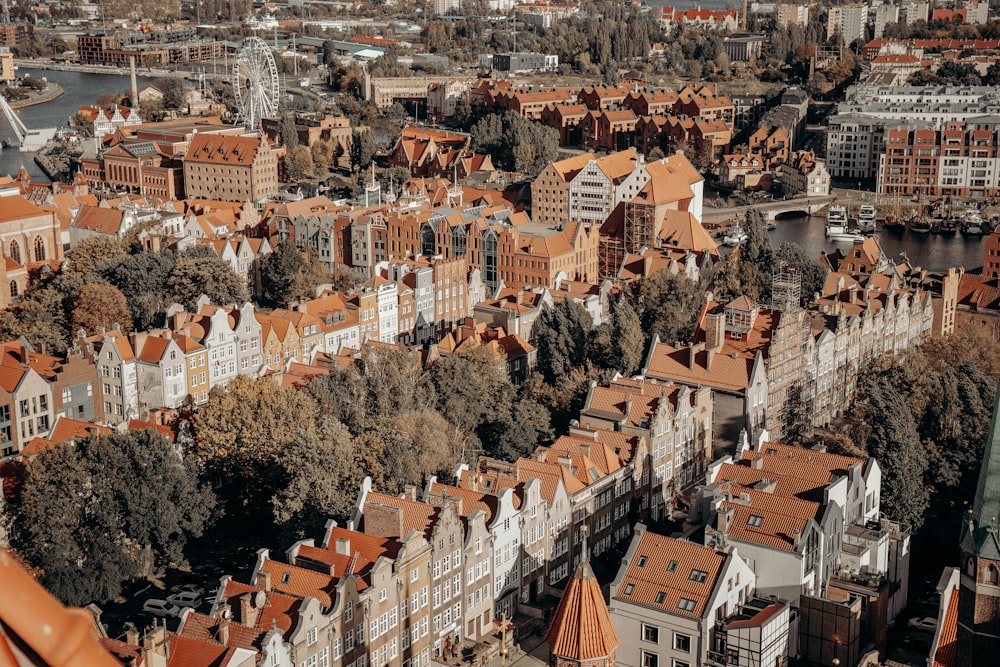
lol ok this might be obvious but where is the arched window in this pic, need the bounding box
[33,236,45,262]
[968,557,977,577]
[9,281,18,298]
[988,564,999,585]
[8,240,20,265]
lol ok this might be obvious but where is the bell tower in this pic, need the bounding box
[956,382,1000,667]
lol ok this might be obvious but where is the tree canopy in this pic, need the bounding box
[11,430,214,606]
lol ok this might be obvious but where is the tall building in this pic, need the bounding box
[956,382,1000,666]
[827,5,867,44]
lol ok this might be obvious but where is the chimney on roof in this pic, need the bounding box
[217,618,231,646]
[239,592,259,627]
[705,310,725,352]
[125,627,140,646]
[335,536,351,555]
[750,456,763,470]
[792,528,801,547]
[579,442,592,459]
[689,342,705,370]
[403,485,418,501]
[255,569,272,592]
[717,505,733,533]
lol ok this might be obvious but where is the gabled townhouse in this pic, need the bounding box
[539,103,589,146]
[690,437,908,623]
[354,481,496,649]
[260,196,345,272]
[269,308,326,363]
[69,326,138,426]
[360,276,399,344]
[293,292,362,354]
[132,332,188,414]
[425,478,523,620]
[609,527,764,667]
[167,303,261,389]
[200,235,273,299]
[567,150,650,227]
[256,312,302,372]
[642,332,769,446]
[0,344,56,455]
[530,152,595,225]
[580,376,713,517]
[749,124,791,171]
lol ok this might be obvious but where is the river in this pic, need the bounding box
[769,213,988,272]
[0,67,152,179]
[0,69,988,271]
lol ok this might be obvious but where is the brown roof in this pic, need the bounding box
[0,195,47,223]
[71,205,126,235]
[644,340,754,392]
[616,530,726,619]
[366,491,439,539]
[545,561,620,660]
[184,133,264,166]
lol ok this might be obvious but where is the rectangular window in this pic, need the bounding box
[641,651,658,667]
[689,570,708,583]
[642,624,659,643]
[677,598,695,612]
[674,634,691,652]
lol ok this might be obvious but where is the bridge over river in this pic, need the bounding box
[702,195,835,224]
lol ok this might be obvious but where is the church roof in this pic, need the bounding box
[961,379,1000,560]
[544,561,620,661]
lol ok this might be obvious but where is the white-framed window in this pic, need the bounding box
[641,650,658,667]
[642,624,659,643]
[674,633,691,653]
[307,627,318,646]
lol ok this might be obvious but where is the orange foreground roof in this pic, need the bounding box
[0,548,119,667]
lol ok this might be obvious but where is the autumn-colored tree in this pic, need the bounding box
[166,255,249,310]
[65,236,128,276]
[285,145,314,181]
[71,283,133,334]
[194,375,320,484]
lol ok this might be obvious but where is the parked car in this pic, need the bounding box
[175,583,205,597]
[908,616,938,632]
[166,590,202,608]
[142,599,180,617]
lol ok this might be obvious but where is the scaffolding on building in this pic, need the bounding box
[598,237,625,281]
[771,267,802,313]
[624,200,655,253]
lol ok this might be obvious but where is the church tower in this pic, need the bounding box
[956,383,1000,667]
[544,534,619,667]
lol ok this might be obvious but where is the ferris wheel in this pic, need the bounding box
[232,36,280,131]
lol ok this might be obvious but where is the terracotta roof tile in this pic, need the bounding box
[615,531,726,618]
[366,491,439,539]
[545,562,620,660]
[933,576,959,667]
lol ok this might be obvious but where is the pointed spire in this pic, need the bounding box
[544,555,619,664]
[961,379,1000,560]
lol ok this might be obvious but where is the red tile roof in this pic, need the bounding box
[545,561,620,660]
[616,531,726,618]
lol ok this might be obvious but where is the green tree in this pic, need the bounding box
[852,373,929,531]
[272,417,359,540]
[278,113,300,149]
[533,299,594,383]
[631,270,703,347]
[12,430,214,606]
[350,129,377,172]
[470,111,559,176]
[71,283,133,334]
[195,375,320,485]
[166,255,249,310]
[590,295,645,376]
[431,344,514,434]
[154,77,185,110]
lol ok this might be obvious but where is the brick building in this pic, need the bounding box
[183,134,279,203]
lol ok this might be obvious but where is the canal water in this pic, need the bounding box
[0,67,152,179]
[769,213,988,273]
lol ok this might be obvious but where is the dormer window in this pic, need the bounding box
[637,556,647,567]
[747,515,763,527]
